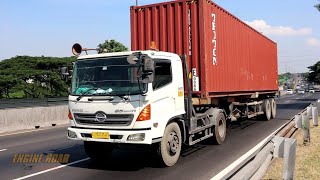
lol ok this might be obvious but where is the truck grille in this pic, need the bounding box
[74,113,134,126]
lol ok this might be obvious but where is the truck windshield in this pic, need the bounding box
[71,56,145,96]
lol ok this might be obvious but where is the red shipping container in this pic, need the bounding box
[130,0,278,98]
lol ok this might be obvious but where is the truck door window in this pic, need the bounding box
[153,60,172,90]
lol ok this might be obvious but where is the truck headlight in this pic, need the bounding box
[127,133,145,141]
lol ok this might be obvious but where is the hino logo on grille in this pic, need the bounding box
[95,112,107,122]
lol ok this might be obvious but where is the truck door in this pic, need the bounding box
[152,59,175,121]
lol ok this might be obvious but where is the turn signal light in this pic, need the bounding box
[68,110,73,120]
[137,104,151,121]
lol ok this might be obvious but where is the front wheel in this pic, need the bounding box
[156,122,182,167]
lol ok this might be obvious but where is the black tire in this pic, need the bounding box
[270,98,276,118]
[212,112,227,145]
[262,99,271,120]
[156,122,182,167]
[84,141,113,161]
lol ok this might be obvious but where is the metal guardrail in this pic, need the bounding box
[212,99,320,180]
[0,97,68,109]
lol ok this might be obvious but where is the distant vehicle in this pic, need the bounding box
[309,89,315,93]
[286,89,294,95]
[298,89,305,94]
[315,88,320,92]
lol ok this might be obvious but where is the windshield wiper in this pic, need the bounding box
[76,88,99,102]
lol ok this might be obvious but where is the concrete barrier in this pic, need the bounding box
[0,105,68,134]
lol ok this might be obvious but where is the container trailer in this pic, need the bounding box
[66,0,278,166]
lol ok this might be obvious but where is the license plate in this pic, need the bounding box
[91,132,110,139]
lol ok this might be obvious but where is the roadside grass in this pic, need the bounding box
[264,122,320,179]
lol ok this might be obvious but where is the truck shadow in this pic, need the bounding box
[79,150,160,171]
[51,142,209,171]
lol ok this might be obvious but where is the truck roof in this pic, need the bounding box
[77,51,134,60]
[77,50,180,60]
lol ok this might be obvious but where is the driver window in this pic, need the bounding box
[153,60,172,90]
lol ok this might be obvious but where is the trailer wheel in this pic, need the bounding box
[212,112,227,145]
[262,99,271,120]
[156,122,182,167]
[270,98,276,118]
[84,141,113,161]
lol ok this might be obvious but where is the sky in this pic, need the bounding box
[0,0,320,74]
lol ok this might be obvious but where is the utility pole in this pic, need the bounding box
[136,0,138,6]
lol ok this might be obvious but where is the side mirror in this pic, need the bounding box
[60,66,73,82]
[142,55,154,73]
[141,55,154,83]
[127,54,139,64]
[72,43,82,56]
[60,67,69,76]
[141,73,154,84]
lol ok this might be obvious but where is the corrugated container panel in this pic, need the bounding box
[130,0,278,98]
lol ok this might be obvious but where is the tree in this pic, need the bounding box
[0,56,76,98]
[315,4,320,11]
[307,61,320,84]
[0,75,18,98]
[97,39,128,53]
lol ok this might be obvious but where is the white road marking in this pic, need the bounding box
[13,157,90,180]
[0,149,7,152]
[285,100,291,103]
[211,122,289,180]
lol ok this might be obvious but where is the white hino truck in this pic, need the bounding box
[66,43,277,167]
[66,0,278,167]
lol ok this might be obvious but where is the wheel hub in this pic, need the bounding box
[167,131,179,154]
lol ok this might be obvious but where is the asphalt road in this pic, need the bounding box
[1,93,319,180]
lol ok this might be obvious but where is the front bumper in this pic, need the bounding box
[67,127,153,144]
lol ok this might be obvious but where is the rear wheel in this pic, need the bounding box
[212,112,227,145]
[156,122,182,167]
[84,141,114,161]
[262,99,272,120]
[270,98,276,118]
